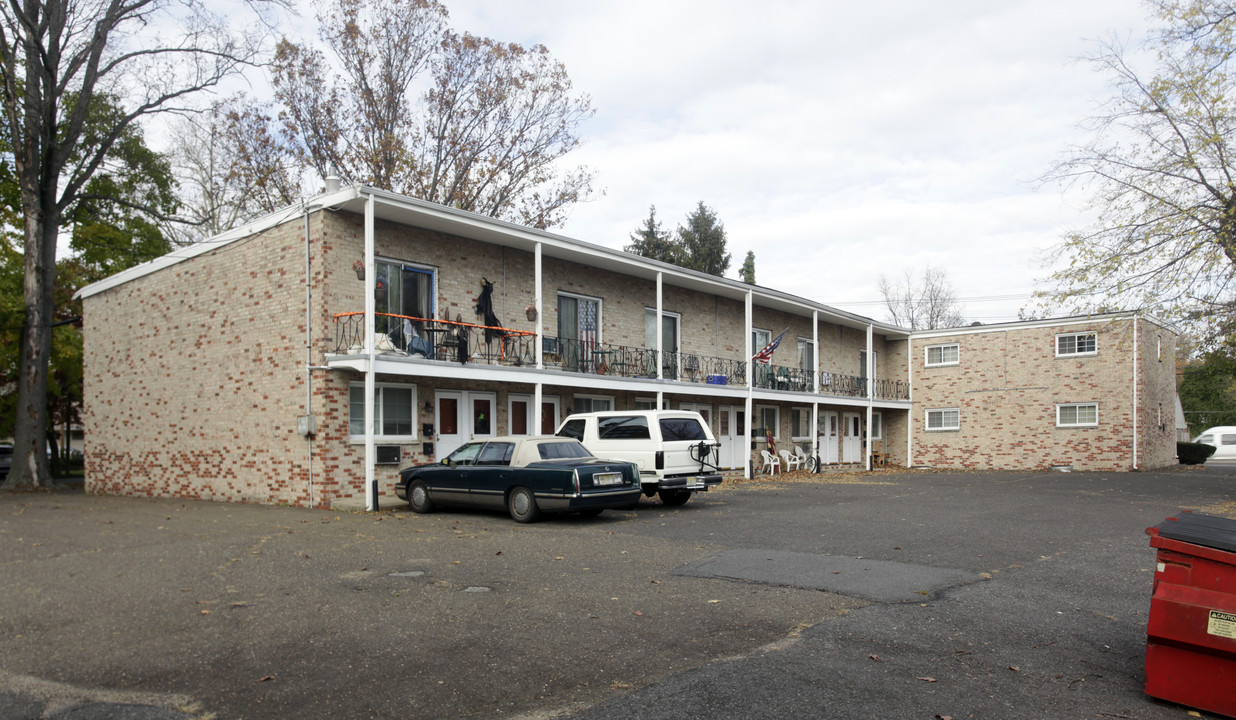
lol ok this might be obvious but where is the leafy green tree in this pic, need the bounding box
[740,250,755,284]
[0,0,273,488]
[625,205,679,264]
[676,201,731,277]
[270,0,595,229]
[1179,349,1236,430]
[1040,0,1236,339]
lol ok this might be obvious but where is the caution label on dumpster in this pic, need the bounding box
[1209,610,1236,640]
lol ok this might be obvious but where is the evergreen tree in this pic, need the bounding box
[740,250,755,284]
[625,205,679,264]
[676,201,731,277]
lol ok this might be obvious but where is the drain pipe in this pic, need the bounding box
[303,203,317,508]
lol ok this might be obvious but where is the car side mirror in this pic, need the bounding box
[442,458,452,467]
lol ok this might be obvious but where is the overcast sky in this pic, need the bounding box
[422,0,1156,325]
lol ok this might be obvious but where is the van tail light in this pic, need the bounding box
[655,451,664,470]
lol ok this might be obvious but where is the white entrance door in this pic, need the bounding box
[435,390,464,460]
[681,402,719,468]
[842,412,862,463]
[468,392,496,440]
[819,411,839,464]
[717,405,746,469]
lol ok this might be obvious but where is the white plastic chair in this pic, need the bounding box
[760,449,781,475]
[793,445,811,469]
[780,448,802,472]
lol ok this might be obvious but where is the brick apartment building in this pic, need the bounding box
[909,316,1179,471]
[75,185,1180,509]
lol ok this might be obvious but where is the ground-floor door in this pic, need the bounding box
[681,402,720,468]
[717,405,746,470]
[842,412,862,463]
[435,390,464,460]
[435,390,496,460]
[819,411,839,464]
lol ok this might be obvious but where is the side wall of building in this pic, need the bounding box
[910,318,1177,471]
[83,217,318,504]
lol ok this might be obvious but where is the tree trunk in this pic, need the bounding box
[7,204,57,489]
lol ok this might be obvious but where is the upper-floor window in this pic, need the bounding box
[1057,403,1098,427]
[797,337,814,371]
[375,259,434,321]
[925,343,960,367]
[1056,331,1097,357]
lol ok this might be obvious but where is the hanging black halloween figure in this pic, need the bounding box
[475,278,502,344]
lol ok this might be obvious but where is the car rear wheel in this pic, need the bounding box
[508,486,541,523]
[657,489,691,506]
[408,480,434,514]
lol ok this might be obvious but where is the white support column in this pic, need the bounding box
[656,272,664,380]
[865,323,873,472]
[811,311,819,464]
[535,243,543,370]
[363,193,376,511]
[744,291,753,479]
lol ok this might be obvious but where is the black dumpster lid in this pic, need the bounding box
[1152,511,1236,554]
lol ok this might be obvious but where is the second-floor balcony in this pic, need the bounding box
[333,312,910,402]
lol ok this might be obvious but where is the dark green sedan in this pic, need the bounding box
[396,436,642,522]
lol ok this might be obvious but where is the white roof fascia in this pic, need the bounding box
[74,187,364,300]
[909,311,1179,341]
[72,184,906,337]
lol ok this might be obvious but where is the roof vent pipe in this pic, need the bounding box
[324,165,341,194]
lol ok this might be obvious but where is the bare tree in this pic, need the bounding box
[165,98,303,245]
[1040,0,1236,338]
[879,266,967,330]
[272,0,596,229]
[0,0,283,488]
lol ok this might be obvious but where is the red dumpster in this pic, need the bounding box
[1145,511,1236,718]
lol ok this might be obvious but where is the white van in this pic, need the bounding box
[556,410,722,506]
[1192,426,1236,460]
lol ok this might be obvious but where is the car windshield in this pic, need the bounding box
[538,440,592,460]
[447,443,484,465]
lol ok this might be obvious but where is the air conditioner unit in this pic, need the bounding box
[375,445,401,465]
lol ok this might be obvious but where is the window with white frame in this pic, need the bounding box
[791,407,810,439]
[925,408,960,431]
[1056,331,1097,357]
[797,337,814,371]
[572,395,613,413]
[757,405,780,439]
[634,397,669,411]
[925,343,960,367]
[870,412,883,440]
[349,383,417,441]
[1057,403,1098,427]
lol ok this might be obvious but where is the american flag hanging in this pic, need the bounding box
[753,329,785,364]
[580,299,598,368]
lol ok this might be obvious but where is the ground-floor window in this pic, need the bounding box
[573,395,613,413]
[1057,402,1098,427]
[349,383,417,442]
[870,411,883,440]
[757,405,780,439]
[926,408,959,432]
[791,407,810,439]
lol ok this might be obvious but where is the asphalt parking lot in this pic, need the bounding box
[1,464,1234,719]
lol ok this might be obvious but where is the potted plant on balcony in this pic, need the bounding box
[352,259,365,280]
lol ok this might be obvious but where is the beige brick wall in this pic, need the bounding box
[909,318,1177,471]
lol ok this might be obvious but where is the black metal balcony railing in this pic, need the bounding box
[331,312,910,401]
